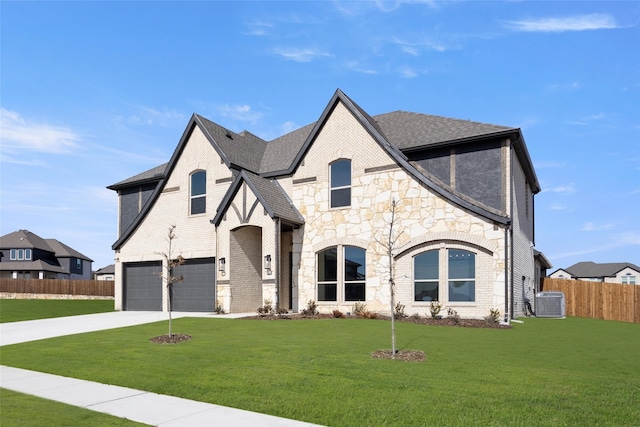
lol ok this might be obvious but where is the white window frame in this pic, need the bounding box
[190,170,207,215]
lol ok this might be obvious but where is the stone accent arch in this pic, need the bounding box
[395,231,497,257]
[312,237,371,254]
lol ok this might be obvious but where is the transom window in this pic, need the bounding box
[190,170,206,215]
[10,249,32,261]
[330,159,351,208]
[414,248,476,303]
[317,245,366,302]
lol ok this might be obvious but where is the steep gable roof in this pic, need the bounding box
[0,230,52,251]
[45,239,93,261]
[212,170,304,227]
[111,88,539,249]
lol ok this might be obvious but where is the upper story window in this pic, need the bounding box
[190,170,206,215]
[330,159,351,208]
[10,249,32,261]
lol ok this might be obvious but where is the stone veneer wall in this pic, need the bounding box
[290,101,507,319]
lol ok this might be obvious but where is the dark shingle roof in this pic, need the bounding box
[374,111,515,150]
[95,264,115,274]
[0,259,67,273]
[564,262,640,278]
[212,170,304,227]
[0,230,51,250]
[107,163,168,190]
[0,230,92,262]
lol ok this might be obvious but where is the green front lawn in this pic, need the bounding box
[1,317,638,426]
[0,388,146,427]
[0,299,114,323]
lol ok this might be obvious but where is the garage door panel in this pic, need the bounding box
[172,258,215,312]
[123,262,162,311]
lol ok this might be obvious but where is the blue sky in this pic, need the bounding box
[1,1,638,271]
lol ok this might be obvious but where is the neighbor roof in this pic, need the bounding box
[563,261,640,278]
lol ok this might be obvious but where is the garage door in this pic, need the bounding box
[123,261,162,311]
[171,257,216,312]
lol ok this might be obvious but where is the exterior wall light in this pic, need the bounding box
[264,254,272,273]
[219,257,226,276]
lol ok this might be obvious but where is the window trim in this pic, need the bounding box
[329,159,351,209]
[412,246,477,304]
[316,245,366,303]
[190,170,207,215]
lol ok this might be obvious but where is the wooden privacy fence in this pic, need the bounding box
[542,278,639,323]
[0,278,114,297]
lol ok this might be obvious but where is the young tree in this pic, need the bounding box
[375,199,403,358]
[156,225,185,337]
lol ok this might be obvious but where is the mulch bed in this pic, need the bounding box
[243,313,511,329]
[371,350,426,362]
[150,334,192,344]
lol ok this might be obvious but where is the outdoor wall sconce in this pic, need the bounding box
[264,254,272,273]
[219,257,226,276]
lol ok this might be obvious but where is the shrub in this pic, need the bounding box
[276,307,289,316]
[332,310,346,318]
[360,310,378,319]
[447,308,460,324]
[214,299,225,314]
[429,301,443,319]
[258,298,274,316]
[301,300,318,316]
[353,301,367,316]
[410,312,420,320]
[394,302,407,319]
[484,308,501,324]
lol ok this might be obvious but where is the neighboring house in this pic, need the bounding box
[549,262,640,284]
[0,230,93,280]
[108,89,543,319]
[94,264,115,281]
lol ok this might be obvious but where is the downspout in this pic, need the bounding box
[510,144,515,320]
[503,224,510,324]
[275,217,281,310]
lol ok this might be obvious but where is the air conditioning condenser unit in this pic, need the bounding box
[535,291,566,318]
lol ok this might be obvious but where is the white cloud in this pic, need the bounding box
[114,106,185,128]
[568,112,607,126]
[280,121,298,135]
[504,14,619,33]
[345,60,378,75]
[0,108,80,154]
[582,222,615,232]
[398,65,418,78]
[374,0,438,13]
[245,21,275,36]
[542,183,576,194]
[545,81,581,92]
[551,231,640,260]
[271,47,332,62]
[216,104,263,123]
[392,36,450,54]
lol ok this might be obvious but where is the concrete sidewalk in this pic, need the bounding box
[0,311,322,426]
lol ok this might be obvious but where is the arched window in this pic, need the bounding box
[190,171,206,215]
[413,248,476,303]
[330,159,351,208]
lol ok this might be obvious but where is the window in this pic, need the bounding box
[330,160,351,208]
[344,246,366,301]
[448,249,475,302]
[622,274,636,285]
[10,249,31,261]
[413,248,476,303]
[317,248,337,301]
[317,245,366,302]
[190,171,206,215]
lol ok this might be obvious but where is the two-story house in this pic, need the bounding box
[108,89,542,319]
[0,230,93,280]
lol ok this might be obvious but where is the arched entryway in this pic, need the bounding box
[229,225,263,312]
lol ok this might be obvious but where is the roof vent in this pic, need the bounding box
[535,292,566,318]
[225,129,233,140]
